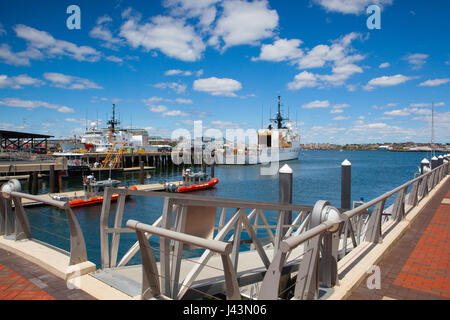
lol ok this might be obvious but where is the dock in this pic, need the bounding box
[16,181,183,207]
[0,159,448,301]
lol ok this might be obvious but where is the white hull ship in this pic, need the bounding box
[72,104,158,153]
[215,96,301,165]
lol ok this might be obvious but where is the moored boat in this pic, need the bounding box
[165,168,218,193]
[52,175,137,208]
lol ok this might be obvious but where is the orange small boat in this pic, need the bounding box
[52,175,137,208]
[69,186,137,207]
[165,168,219,193]
[177,178,219,193]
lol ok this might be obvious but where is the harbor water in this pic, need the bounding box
[20,150,441,268]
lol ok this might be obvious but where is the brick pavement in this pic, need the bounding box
[0,248,95,300]
[348,178,450,300]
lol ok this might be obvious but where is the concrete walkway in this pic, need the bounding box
[0,249,95,300]
[348,178,450,300]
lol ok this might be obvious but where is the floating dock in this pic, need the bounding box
[16,181,183,207]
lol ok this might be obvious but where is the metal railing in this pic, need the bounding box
[126,219,240,300]
[99,160,448,300]
[258,160,449,300]
[99,188,315,299]
[0,189,88,265]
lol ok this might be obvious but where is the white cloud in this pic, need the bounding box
[119,13,205,62]
[163,0,220,29]
[43,73,102,90]
[13,24,101,63]
[89,15,124,50]
[0,44,33,66]
[288,32,365,90]
[149,105,169,113]
[210,0,279,50]
[194,77,242,96]
[210,120,247,129]
[404,53,428,69]
[105,55,123,63]
[301,100,330,109]
[163,110,189,117]
[165,69,194,76]
[0,97,74,113]
[252,38,303,62]
[364,74,414,91]
[384,107,432,117]
[154,82,187,94]
[175,98,193,104]
[333,116,349,121]
[0,74,44,89]
[379,62,390,68]
[330,103,350,114]
[418,78,450,87]
[312,0,393,15]
[287,71,319,90]
[410,102,445,108]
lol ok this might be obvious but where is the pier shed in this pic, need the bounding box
[0,130,53,152]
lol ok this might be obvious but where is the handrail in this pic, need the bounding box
[126,220,232,255]
[0,190,88,265]
[259,161,449,300]
[113,188,314,212]
[9,191,67,209]
[285,161,448,251]
[126,219,240,300]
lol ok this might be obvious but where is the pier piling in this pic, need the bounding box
[49,165,56,193]
[279,164,293,236]
[431,156,439,170]
[421,158,430,174]
[139,161,145,185]
[341,160,351,210]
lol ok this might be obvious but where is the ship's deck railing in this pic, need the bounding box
[0,189,88,266]
[100,160,449,300]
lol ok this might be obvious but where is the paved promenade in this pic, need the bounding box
[0,249,95,300]
[349,178,450,300]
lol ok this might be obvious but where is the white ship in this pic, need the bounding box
[215,96,301,165]
[79,104,156,153]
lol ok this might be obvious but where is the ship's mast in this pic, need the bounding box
[271,96,289,129]
[107,104,120,143]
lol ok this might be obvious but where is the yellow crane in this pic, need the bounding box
[101,142,126,169]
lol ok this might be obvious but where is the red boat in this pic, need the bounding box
[165,169,219,193]
[52,175,137,208]
[177,177,219,193]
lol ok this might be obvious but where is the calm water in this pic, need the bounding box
[21,150,441,267]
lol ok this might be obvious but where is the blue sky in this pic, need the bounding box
[0,0,448,143]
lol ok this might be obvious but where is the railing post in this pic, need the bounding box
[4,197,14,237]
[136,229,161,300]
[110,193,127,268]
[12,197,31,241]
[419,174,429,199]
[365,199,385,244]
[0,193,5,236]
[392,188,406,222]
[408,180,419,207]
[64,206,88,265]
[293,234,321,300]
[100,187,113,268]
